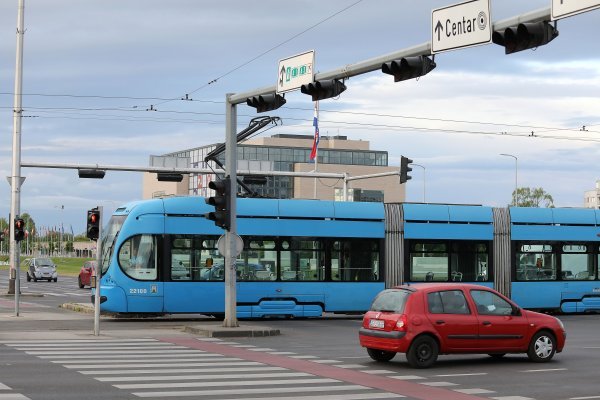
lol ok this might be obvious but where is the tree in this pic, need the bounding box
[511,187,554,208]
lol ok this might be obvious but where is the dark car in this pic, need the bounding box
[26,257,58,282]
[359,283,566,368]
[78,260,96,288]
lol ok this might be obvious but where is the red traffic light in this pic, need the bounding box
[87,208,101,240]
[14,218,25,242]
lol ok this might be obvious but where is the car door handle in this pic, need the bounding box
[436,320,445,325]
[482,321,491,326]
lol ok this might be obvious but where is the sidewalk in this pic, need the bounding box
[0,301,280,340]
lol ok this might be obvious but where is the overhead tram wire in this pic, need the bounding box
[10,102,600,136]
[142,0,365,110]
[0,92,222,104]
[282,106,599,135]
[11,105,600,142]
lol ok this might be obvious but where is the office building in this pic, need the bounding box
[142,134,404,202]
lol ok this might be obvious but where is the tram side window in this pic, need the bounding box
[238,238,277,281]
[280,239,324,281]
[562,245,595,280]
[118,234,157,281]
[515,244,556,281]
[449,242,489,282]
[171,237,192,281]
[168,236,223,281]
[331,239,380,282]
[199,238,224,281]
[409,242,448,282]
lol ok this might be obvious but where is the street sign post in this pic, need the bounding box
[551,0,600,20]
[277,50,314,94]
[431,0,491,54]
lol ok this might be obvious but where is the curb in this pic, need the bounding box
[183,324,280,338]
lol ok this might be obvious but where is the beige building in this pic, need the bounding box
[584,180,600,209]
[143,134,404,203]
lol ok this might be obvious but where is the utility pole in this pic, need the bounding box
[8,0,25,317]
[223,94,238,328]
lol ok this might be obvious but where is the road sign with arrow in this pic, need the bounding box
[277,50,314,94]
[431,0,491,54]
[551,0,600,20]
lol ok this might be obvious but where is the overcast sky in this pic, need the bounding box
[1,0,599,235]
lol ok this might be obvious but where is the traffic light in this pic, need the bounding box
[14,218,25,242]
[246,93,286,113]
[78,169,106,179]
[87,208,100,240]
[492,21,558,54]
[301,79,346,101]
[242,175,267,185]
[382,56,436,82]
[156,173,184,182]
[400,156,413,184]
[205,178,232,230]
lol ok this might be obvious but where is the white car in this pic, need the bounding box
[26,257,58,282]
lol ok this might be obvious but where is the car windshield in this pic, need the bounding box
[37,259,54,267]
[370,289,411,313]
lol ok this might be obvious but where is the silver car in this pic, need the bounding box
[26,257,58,282]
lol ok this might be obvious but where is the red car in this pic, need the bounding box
[78,261,96,288]
[359,283,566,368]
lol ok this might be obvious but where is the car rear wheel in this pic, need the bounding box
[528,331,556,362]
[366,348,396,362]
[407,335,438,368]
[26,273,31,282]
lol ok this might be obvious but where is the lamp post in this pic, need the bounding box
[411,163,426,203]
[500,153,518,205]
[54,205,64,256]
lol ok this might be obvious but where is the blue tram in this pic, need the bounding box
[95,198,600,316]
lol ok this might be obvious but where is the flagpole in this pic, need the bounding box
[313,101,319,199]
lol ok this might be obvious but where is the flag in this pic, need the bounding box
[309,101,319,162]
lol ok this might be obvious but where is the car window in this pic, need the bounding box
[370,289,411,313]
[428,290,470,314]
[470,289,513,316]
[37,258,54,267]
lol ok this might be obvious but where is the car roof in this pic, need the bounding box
[391,283,493,292]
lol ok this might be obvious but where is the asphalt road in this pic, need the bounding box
[1,269,599,400]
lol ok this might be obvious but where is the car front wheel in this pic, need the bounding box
[78,277,84,288]
[26,273,31,282]
[366,348,396,362]
[527,331,556,362]
[407,335,439,368]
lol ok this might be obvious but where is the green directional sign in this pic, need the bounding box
[277,50,314,94]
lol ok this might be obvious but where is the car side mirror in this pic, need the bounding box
[512,305,521,316]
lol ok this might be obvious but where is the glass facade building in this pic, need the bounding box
[158,134,390,201]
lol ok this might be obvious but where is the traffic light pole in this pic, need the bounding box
[8,0,25,318]
[94,206,103,336]
[223,94,239,328]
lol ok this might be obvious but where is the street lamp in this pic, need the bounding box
[411,163,426,203]
[500,153,518,205]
